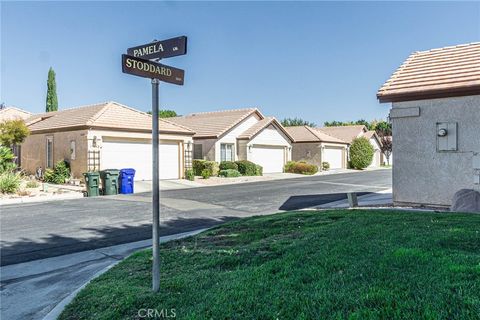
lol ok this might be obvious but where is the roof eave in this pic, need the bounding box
[377,85,480,103]
[29,125,195,136]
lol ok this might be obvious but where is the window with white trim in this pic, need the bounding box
[220,143,234,162]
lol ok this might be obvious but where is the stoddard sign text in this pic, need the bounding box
[122,54,184,85]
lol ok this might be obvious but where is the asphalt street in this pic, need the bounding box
[1,169,391,266]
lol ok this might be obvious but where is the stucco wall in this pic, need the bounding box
[237,140,248,160]
[193,138,216,161]
[21,130,89,178]
[292,142,322,166]
[391,95,480,206]
[292,142,347,169]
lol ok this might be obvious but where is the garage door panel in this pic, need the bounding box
[324,147,343,169]
[250,146,284,173]
[101,140,179,180]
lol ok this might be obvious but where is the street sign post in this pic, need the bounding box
[127,36,187,60]
[122,36,186,293]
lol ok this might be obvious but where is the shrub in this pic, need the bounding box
[43,160,71,184]
[255,164,263,176]
[322,162,330,171]
[219,169,241,178]
[26,180,39,188]
[201,169,211,179]
[185,169,195,181]
[235,160,258,176]
[203,161,219,177]
[0,171,21,193]
[284,161,318,175]
[219,161,238,171]
[349,137,374,170]
[43,168,55,182]
[192,159,206,176]
[193,160,219,177]
[284,161,296,173]
[0,146,16,174]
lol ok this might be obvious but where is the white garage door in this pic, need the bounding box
[101,139,180,180]
[324,147,343,169]
[250,145,285,173]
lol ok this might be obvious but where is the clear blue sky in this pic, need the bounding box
[1,1,479,125]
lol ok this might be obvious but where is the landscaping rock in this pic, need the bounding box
[451,189,480,213]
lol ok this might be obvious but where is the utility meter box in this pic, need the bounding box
[437,122,457,152]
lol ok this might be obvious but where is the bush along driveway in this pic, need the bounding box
[59,209,480,320]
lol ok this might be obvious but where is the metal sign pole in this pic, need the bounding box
[151,78,160,292]
[123,36,186,293]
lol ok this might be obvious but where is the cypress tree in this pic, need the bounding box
[46,67,58,112]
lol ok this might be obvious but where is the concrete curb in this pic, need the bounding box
[0,192,84,206]
[315,188,393,209]
[39,228,208,320]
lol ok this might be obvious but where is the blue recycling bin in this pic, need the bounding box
[119,168,136,194]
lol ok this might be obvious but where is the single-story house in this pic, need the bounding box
[320,125,383,167]
[377,42,480,207]
[21,101,194,180]
[0,106,32,122]
[285,126,348,169]
[168,108,294,173]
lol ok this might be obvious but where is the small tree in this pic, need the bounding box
[375,120,392,137]
[46,67,58,112]
[281,117,316,127]
[0,120,30,147]
[380,136,392,165]
[349,137,374,169]
[147,109,178,118]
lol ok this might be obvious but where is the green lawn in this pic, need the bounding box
[60,210,480,320]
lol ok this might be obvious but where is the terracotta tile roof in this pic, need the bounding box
[237,117,294,141]
[168,108,263,138]
[318,125,367,144]
[26,101,194,135]
[0,106,32,121]
[377,42,480,102]
[285,126,347,144]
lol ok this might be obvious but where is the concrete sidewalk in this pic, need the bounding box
[315,188,393,208]
[0,229,207,320]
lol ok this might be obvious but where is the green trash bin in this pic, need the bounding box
[100,169,120,195]
[83,172,100,197]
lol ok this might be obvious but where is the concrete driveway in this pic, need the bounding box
[0,169,390,320]
[1,169,391,266]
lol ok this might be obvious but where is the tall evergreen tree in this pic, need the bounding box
[46,67,58,112]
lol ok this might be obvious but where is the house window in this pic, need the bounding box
[220,143,234,162]
[46,136,54,168]
[70,140,76,160]
[193,144,203,159]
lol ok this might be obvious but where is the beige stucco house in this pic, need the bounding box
[285,126,348,169]
[169,108,294,173]
[377,42,480,207]
[21,101,194,180]
[320,125,383,167]
[0,106,32,121]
